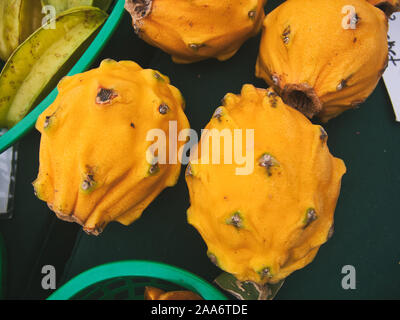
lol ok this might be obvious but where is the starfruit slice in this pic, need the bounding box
[41,0,113,14]
[0,6,108,128]
[0,0,42,61]
[19,0,43,43]
[0,0,23,61]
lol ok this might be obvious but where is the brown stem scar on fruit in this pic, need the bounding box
[96,88,118,105]
[281,83,322,118]
[304,208,318,228]
[226,212,243,229]
[159,103,169,114]
[375,2,399,16]
[130,122,135,128]
[125,0,152,20]
[84,224,104,236]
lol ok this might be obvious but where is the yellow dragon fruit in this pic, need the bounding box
[125,0,267,63]
[34,60,190,235]
[186,84,346,284]
[256,0,388,122]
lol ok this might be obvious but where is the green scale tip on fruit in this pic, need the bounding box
[304,208,318,228]
[248,9,257,20]
[213,107,224,122]
[185,163,193,177]
[158,103,170,114]
[267,90,278,108]
[336,75,352,91]
[101,58,116,64]
[327,225,334,240]
[258,153,279,176]
[226,211,244,229]
[282,26,291,45]
[153,71,165,82]
[207,251,219,267]
[43,113,56,130]
[188,43,206,51]
[148,163,160,176]
[81,174,96,193]
[33,181,41,200]
[320,127,328,142]
[258,267,273,280]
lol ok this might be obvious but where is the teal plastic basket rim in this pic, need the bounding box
[0,0,126,154]
[48,260,227,300]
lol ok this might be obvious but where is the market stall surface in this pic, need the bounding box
[0,2,399,299]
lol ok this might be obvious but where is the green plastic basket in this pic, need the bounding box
[48,261,227,300]
[0,0,126,154]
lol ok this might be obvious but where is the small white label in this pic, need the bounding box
[383,13,400,121]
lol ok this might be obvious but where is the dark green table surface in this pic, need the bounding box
[0,2,399,300]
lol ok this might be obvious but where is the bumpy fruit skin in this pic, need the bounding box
[186,85,346,284]
[368,0,400,16]
[34,60,190,235]
[125,0,267,64]
[256,0,388,122]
